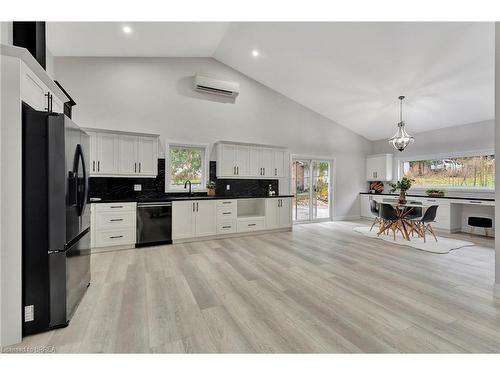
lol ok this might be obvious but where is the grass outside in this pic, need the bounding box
[411,175,494,188]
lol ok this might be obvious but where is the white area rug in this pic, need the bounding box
[353,226,475,254]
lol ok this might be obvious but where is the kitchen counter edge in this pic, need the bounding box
[90,195,295,204]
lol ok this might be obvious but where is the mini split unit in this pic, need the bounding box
[194,74,240,99]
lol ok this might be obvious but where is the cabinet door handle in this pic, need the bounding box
[134,163,136,173]
[110,206,123,208]
[44,92,51,112]
[233,166,236,175]
[196,202,199,212]
[110,218,123,222]
[93,161,95,172]
[248,223,256,227]
[98,161,100,172]
[139,162,141,173]
[193,202,195,212]
[110,235,123,239]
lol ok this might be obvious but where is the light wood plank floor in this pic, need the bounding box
[9,220,500,353]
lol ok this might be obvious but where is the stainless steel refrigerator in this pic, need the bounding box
[22,102,91,336]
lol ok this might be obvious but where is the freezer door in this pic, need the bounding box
[66,228,90,321]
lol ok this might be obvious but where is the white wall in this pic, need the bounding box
[54,57,371,219]
[371,119,495,199]
[0,22,13,45]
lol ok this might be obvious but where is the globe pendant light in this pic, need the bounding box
[388,95,414,152]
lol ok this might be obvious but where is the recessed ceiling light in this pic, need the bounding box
[122,26,132,34]
[251,49,259,57]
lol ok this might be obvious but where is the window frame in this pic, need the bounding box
[165,142,210,193]
[397,148,495,193]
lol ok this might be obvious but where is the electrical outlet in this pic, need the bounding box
[134,184,142,191]
[24,305,34,322]
[226,184,230,191]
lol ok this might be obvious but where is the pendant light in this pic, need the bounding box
[388,95,414,152]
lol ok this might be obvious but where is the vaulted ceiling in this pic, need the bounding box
[47,22,495,141]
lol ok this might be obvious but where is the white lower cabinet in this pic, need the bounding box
[173,198,292,242]
[360,195,377,219]
[172,200,217,240]
[91,203,137,249]
[265,198,292,229]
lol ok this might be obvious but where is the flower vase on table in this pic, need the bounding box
[389,177,414,206]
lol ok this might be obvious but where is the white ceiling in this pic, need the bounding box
[47,22,495,141]
[47,22,230,57]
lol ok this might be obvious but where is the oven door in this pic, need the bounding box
[136,202,172,247]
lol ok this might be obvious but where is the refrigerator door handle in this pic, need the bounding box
[75,144,88,217]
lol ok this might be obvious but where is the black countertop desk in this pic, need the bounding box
[359,192,494,202]
[90,195,295,204]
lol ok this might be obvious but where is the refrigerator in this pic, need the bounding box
[22,102,91,336]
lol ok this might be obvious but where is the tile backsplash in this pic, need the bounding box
[88,159,279,200]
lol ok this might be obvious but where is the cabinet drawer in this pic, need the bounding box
[216,200,237,209]
[237,217,265,232]
[94,202,136,212]
[217,207,237,220]
[217,221,237,234]
[94,229,136,247]
[95,211,136,229]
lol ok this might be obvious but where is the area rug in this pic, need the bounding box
[353,226,475,254]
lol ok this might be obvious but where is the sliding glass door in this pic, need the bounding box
[292,159,332,222]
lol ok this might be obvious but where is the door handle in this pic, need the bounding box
[134,163,137,173]
[234,166,236,175]
[139,162,141,173]
[193,202,195,212]
[196,202,199,212]
[98,161,100,172]
[93,161,95,172]
[275,168,277,176]
[237,166,239,175]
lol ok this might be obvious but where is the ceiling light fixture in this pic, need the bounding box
[251,49,259,57]
[388,95,414,152]
[122,26,132,34]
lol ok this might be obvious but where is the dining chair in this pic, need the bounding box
[409,205,439,242]
[369,200,382,231]
[377,203,405,240]
[405,204,423,236]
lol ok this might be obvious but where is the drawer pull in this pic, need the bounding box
[427,199,436,202]
[469,201,481,204]
[248,223,256,227]
[110,235,123,239]
[110,206,124,208]
[110,219,124,222]
[222,226,232,229]
[222,201,232,204]
[222,212,232,215]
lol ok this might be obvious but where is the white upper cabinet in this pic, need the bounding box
[97,133,119,175]
[137,136,158,176]
[85,129,159,177]
[118,135,138,175]
[366,154,393,181]
[21,64,66,113]
[216,142,289,179]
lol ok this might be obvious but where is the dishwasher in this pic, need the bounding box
[136,202,172,247]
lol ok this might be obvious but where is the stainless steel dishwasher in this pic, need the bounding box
[136,202,172,247]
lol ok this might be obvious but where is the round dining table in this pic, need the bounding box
[377,202,431,241]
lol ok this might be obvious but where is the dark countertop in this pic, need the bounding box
[360,192,495,202]
[89,195,294,204]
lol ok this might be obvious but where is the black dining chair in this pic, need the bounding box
[378,203,405,240]
[409,205,439,242]
[369,200,382,231]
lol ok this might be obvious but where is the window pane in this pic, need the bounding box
[170,147,203,187]
[402,155,495,189]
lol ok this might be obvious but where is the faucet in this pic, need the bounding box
[184,180,192,195]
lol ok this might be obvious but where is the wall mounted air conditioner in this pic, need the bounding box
[194,74,240,98]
